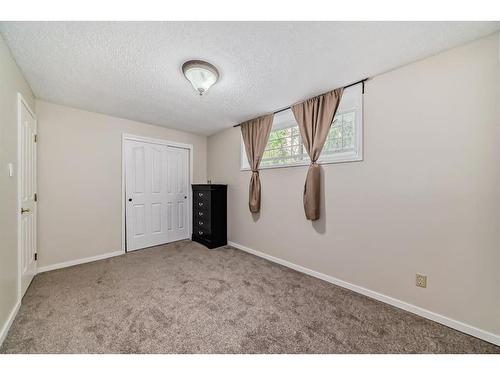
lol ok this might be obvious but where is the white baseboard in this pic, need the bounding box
[0,299,21,347]
[37,251,124,274]
[228,241,500,347]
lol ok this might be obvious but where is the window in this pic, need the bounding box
[241,84,363,170]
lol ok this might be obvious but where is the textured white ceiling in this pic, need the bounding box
[1,22,498,135]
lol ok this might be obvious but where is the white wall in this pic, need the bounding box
[36,100,207,268]
[0,34,35,343]
[207,34,500,338]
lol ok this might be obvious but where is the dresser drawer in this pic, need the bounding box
[193,226,211,237]
[194,209,209,219]
[193,217,211,230]
[193,198,210,211]
[194,190,211,202]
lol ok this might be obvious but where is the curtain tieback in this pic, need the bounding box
[251,169,259,174]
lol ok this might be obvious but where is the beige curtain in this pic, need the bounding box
[291,88,343,221]
[240,114,274,213]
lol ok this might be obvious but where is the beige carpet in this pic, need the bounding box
[1,240,498,353]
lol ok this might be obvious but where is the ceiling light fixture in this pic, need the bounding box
[182,60,219,96]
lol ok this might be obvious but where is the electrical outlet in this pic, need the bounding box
[416,274,427,288]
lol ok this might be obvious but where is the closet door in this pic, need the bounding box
[166,146,189,242]
[125,140,169,251]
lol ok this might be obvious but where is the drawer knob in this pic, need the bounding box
[198,202,203,206]
[198,221,204,225]
[198,193,204,197]
[198,231,203,235]
[198,212,203,216]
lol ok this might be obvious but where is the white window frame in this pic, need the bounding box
[241,84,363,170]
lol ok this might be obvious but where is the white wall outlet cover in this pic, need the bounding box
[8,163,14,177]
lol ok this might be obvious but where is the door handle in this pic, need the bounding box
[128,198,132,202]
[21,208,31,214]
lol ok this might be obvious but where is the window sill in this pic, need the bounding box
[240,154,363,171]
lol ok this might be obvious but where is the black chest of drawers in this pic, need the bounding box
[192,184,227,249]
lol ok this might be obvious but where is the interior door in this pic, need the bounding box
[125,140,190,251]
[125,140,169,251]
[166,146,189,242]
[19,98,37,297]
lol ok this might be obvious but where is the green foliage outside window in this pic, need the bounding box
[260,111,355,167]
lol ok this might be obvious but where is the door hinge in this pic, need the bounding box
[34,253,37,261]
[34,134,38,143]
[34,193,37,202]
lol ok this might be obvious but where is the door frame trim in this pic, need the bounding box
[17,93,37,301]
[121,133,194,253]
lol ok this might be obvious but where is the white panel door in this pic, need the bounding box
[166,146,189,242]
[125,140,190,251]
[125,140,169,251]
[19,98,37,297]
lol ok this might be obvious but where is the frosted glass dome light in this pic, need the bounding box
[182,60,219,96]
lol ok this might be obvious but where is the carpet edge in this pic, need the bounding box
[228,241,500,347]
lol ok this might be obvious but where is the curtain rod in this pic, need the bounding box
[233,78,368,128]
